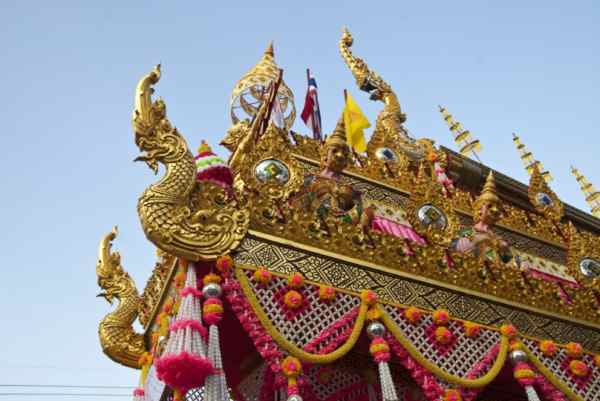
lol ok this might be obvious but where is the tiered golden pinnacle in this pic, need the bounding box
[439,106,482,159]
[512,133,552,182]
[571,166,600,217]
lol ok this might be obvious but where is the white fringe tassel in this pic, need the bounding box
[204,324,229,401]
[378,362,398,401]
[525,385,541,401]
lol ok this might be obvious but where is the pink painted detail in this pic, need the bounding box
[425,323,456,355]
[303,307,359,354]
[133,388,145,397]
[372,216,427,245]
[535,373,569,401]
[155,351,214,394]
[169,319,207,338]
[179,286,203,298]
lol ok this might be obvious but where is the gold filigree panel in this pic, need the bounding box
[139,253,176,327]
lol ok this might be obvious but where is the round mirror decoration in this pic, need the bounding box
[535,192,554,207]
[255,159,290,185]
[579,258,600,279]
[375,147,398,163]
[417,204,447,230]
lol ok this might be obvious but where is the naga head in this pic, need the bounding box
[132,65,190,174]
[96,227,138,304]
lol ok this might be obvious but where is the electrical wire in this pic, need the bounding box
[0,385,133,389]
[0,393,129,397]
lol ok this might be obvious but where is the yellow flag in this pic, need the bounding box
[343,92,370,153]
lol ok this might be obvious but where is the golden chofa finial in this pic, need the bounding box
[473,171,501,224]
[230,42,296,130]
[438,106,482,161]
[512,133,552,183]
[571,166,600,217]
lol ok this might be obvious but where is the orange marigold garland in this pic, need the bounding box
[404,307,422,324]
[569,359,589,378]
[318,285,336,302]
[432,309,450,325]
[443,389,462,401]
[565,342,583,359]
[360,289,378,306]
[539,340,557,357]
[463,321,481,338]
[434,326,453,345]
[252,267,272,285]
[366,307,382,321]
[500,324,518,339]
[283,290,303,309]
[215,255,233,276]
[288,272,305,289]
[281,356,302,397]
[594,354,600,369]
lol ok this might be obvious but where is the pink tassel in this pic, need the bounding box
[155,263,213,397]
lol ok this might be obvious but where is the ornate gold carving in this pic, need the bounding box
[133,65,250,261]
[230,43,295,130]
[567,222,600,294]
[528,165,564,222]
[96,227,145,369]
[138,250,176,328]
[239,125,303,202]
[339,27,425,161]
[405,163,459,247]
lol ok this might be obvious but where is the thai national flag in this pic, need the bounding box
[300,69,323,141]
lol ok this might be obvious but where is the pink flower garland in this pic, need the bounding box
[388,337,444,400]
[303,307,359,355]
[534,372,569,401]
[223,278,284,375]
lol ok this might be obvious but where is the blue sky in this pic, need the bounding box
[0,1,598,399]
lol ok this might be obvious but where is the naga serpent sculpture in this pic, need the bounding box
[96,66,251,367]
[339,28,425,160]
[96,227,145,368]
[132,65,249,261]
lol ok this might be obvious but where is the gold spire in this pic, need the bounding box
[325,116,348,148]
[230,42,296,129]
[571,166,600,217]
[476,171,499,207]
[473,171,500,223]
[438,106,482,160]
[512,133,552,183]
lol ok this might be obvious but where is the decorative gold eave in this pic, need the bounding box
[246,229,600,331]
